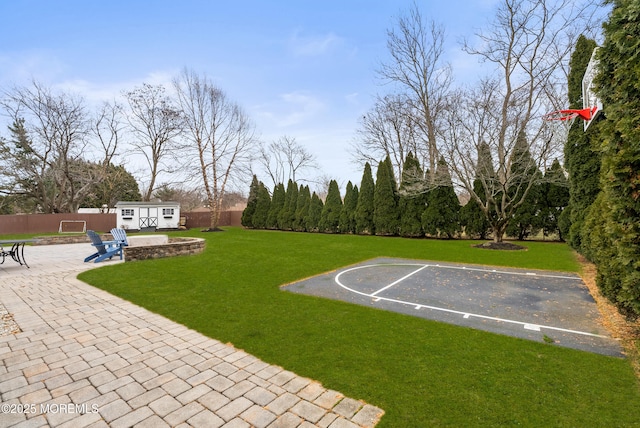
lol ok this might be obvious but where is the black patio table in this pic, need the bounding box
[0,239,37,268]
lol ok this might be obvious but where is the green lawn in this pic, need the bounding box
[79,228,640,427]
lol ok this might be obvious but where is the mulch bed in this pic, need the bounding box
[473,242,527,251]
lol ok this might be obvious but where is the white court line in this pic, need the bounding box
[334,263,607,339]
[371,264,430,296]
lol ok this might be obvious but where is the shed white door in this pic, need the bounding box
[139,207,158,228]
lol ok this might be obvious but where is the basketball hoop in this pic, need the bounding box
[542,107,598,122]
[542,106,599,141]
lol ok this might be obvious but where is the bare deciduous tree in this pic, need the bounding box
[173,69,256,230]
[258,135,318,188]
[124,83,183,201]
[0,81,95,212]
[378,3,452,179]
[93,100,124,166]
[439,0,600,242]
[353,93,422,182]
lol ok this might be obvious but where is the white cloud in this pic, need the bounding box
[254,91,325,128]
[0,51,67,86]
[288,30,343,56]
[53,70,180,107]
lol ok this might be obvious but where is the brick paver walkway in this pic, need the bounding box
[0,244,384,427]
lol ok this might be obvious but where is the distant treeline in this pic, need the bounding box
[242,154,568,241]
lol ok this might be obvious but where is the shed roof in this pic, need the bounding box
[115,201,180,207]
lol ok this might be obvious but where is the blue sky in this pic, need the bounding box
[0,0,500,191]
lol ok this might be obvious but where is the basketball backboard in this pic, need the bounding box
[582,47,603,131]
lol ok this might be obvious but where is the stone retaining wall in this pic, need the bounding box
[33,234,110,245]
[123,237,206,262]
[32,234,206,262]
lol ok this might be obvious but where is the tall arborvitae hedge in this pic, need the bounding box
[506,131,543,240]
[252,181,271,229]
[339,181,358,234]
[305,192,324,232]
[319,180,343,233]
[460,178,491,239]
[539,159,569,240]
[374,156,399,235]
[564,35,602,251]
[241,175,260,228]
[278,179,297,230]
[398,152,425,237]
[293,185,311,232]
[422,157,460,238]
[267,183,285,229]
[355,162,375,235]
[589,0,640,316]
[461,141,494,239]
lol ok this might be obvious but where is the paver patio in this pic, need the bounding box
[0,243,384,427]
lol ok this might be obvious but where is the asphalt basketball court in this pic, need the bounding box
[283,258,622,357]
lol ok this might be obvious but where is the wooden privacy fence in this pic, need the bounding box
[0,211,243,234]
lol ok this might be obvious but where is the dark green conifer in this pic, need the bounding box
[422,157,460,238]
[319,180,343,233]
[539,159,569,240]
[305,192,324,232]
[278,179,297,230]
[460,179,491,239]
[589,0,640,316]
[241,175,260,228]
[251,182,271,229]
[293,185,311,232]
[374,156,399,236]
[339,182,358,234]
[267,183,285,229]
[506,131,543,240]
[564,35,602,250]
[355,162,375,235]
[398,152,425,237]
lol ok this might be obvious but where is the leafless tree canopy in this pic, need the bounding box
[354,0,601,242]
[0,81,99,212]
[258,135,318,188]
[354,94,422,181]
[439,0,601,241]
[93,100,125,166]
[376,3,452,179]
[173,69,256,230]
[124,83,183,201]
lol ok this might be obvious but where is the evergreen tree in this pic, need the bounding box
[79,163,141,208]
[293,185,311,232]
[591,0,640,316]
[422,157,460,238]
[506,131,543,240]
[278,179,297,230]
[305,192,324,232]
[241,175,260,228]
[339,182,358,234]
[252,181,271,229]
[355,162,375,235]
[267,183,285,229]
[539,159,570,240]
[460,178,491,239]
[374,156,399,236]
[319,180,343,233]
[460,141,495,239]
[398,152,425,237]
[564,35,602,251]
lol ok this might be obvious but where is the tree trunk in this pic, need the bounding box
[492,223,507,243]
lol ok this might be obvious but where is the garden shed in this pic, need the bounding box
[115,201,181,231]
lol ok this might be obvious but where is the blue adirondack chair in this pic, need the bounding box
[110,228,129,247]
[84,230,124,263]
